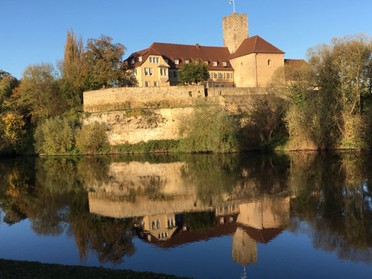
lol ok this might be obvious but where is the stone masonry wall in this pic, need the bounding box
[83,85,268,113]
[83,85,206,112]
[83,85,270,145]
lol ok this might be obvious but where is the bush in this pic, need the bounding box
[34,116,76,155]
[179,104,239,153]
[75,122,109,154]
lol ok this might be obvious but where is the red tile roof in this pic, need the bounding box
[127,42,234,71]
[230,35,285,59]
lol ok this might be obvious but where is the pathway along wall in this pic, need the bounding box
[82,85,269,145]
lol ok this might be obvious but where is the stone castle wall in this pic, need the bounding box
[82,85,270,145]
[83,85,206,112]
[83,85,268,113]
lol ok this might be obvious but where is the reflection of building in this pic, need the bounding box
[142,214,177,242]
[233,197,290,266]
[87,160,290,269]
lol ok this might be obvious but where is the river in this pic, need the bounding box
[0,152,371,278]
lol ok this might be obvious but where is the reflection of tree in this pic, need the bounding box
[0,157,135,264]
[182,154,241,206]
[183,211,215,231]
[77,156,111,189]
[70,215,135,264]
[0,158,35,225]
[238,153,289,196]
[290,152,372,263]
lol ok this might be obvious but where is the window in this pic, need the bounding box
[160,68,167,76]
[139,56,143,62]
[174,59,179,65]
[222,62,227,67]
[204,61,209,65]
[149,57,159,63]
[165,58,169,64]
[213,61,218,67]
[185,59,190,64]
[131,59,135,64]
[268,59,271,66]
[145,81,150,87]
[133,69,137,76]
[213,73,218,79]
[218,73,223,79]
[144,67,153,76]
[154,81,158,87]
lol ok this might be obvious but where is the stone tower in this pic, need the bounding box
[222,13,248,54]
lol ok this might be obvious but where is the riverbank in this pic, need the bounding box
[0,259,190,279]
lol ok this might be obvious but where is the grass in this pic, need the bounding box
[0,259,191,279]
[111,140,181,154]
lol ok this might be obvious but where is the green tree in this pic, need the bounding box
[15,63,67,124]
[179,102,239,153]
[178,61,210,85]
[34,115,77,155]
[75,122,109,154]
[83,35,135,90]
[60,29,85,108]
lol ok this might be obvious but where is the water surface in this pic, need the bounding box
[0,152,371,278]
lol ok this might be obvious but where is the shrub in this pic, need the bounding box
[75,122,109,154]
[34,116,76,155]
[179,104,239,153]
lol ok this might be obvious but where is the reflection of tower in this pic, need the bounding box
[241,266,247,279]
[232,227,257,266]
[232,197,290,278]
[233,227,255,279]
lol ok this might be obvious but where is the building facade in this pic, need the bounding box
[126,13,285,88]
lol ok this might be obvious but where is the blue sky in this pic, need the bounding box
[1,0,372,79]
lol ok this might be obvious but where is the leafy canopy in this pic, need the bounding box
[178,61,210,85]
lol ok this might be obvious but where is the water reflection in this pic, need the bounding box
[0,152,372,277]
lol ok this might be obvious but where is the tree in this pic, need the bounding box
[307,35,372,149]
[178,61,210,85]
[60,29,85,107]
[83,35,135,90]
[279,35,372,150]
[15,63,67,124]
[179,102,239,152]
[0,70,18,108]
